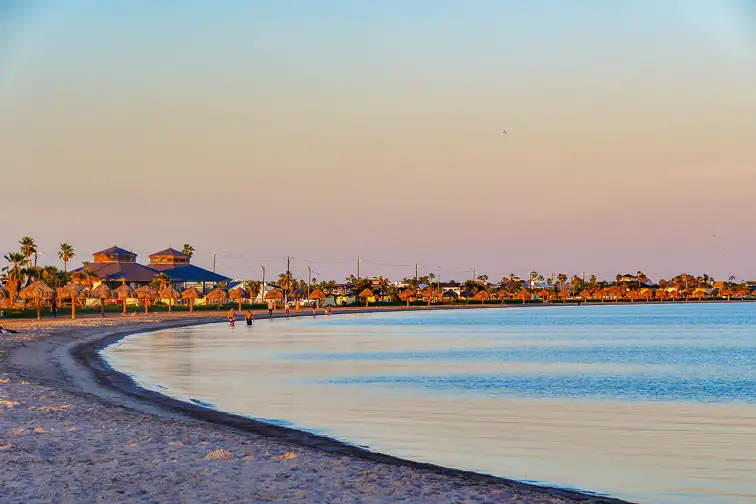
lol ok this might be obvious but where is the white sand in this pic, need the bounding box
[0,314,629,503]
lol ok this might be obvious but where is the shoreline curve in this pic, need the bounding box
[7,307,634,503]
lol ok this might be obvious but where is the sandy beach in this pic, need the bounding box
[0,310,631,503]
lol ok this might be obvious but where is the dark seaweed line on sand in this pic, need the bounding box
[70,316,633,504]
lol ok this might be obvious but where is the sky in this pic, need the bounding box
[1,1,755,283]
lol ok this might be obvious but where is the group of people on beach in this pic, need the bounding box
[226,301,332,326]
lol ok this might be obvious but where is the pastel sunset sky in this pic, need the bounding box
[1,1,755,283]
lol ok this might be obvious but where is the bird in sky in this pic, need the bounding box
[501,130,508,135]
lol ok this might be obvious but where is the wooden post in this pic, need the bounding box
[36,298,41,320]
[71,296,76,320]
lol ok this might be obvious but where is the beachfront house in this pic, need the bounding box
[77,246,160,289]
[147,248,230,292]
[75,246,230,293]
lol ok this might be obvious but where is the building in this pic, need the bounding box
[79,246,159,288]
[147,248,229,291]
[77,246,230,292]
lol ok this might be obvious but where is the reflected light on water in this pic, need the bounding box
[104,304,756,504]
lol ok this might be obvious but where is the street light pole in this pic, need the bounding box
[307,266,312,299]
[212,253,217,273]
[261,265,265,302]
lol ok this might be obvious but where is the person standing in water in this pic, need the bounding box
[245,309,253,326]
[285,300,290,317]
[227,308,235,326]
[267,299,274,316]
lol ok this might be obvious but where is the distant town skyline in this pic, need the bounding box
[1,1,755,281]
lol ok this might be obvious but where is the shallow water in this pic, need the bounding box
[103,304,756,503]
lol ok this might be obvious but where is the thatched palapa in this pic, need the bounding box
[159,286,181,313]
[473,290,490,303]
[136,285,157,314]
[20,280,54,320]
[91,283,112,317]
[265,289,283,300]
[359,288,374,308]
[114,283,137,315]
[399,289,414,307]
[181,286,202,312]
[308,288,326,308]
[207,287,228,310]
[229,288,249,311]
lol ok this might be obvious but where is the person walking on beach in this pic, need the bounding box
[245,309,253,326]
[285,300,291,317]
[227,308,235,326]
[267,299,274,317]
[325,305,332,316]
[311,300,317,316]
[51,297,57,318]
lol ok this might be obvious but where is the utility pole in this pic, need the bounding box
[261,265,266,302]
[473,269,476,281]
[415,263,418,282]
[357,257,361,279]
[437,266,440,292]
[307,266,312,299]
[285,257,291,304]
[212,253,217,273]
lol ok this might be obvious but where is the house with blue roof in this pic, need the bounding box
[76,246,230,292]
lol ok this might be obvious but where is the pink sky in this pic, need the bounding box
[1,2,755,282]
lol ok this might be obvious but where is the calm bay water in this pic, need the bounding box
[103,304,756,503]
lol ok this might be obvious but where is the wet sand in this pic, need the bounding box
[0,310,630,503]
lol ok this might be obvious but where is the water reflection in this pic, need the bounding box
[104,304,756,504]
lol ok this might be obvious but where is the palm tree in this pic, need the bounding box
[244,280,262,300]
[589,274,597,286]
[58,243,75,273]
[2,252,28,306]
[182,244,195,258]
[476,274,489,284]
[557,273,568,291]
[20,236,38,269]
[463,280,479,293]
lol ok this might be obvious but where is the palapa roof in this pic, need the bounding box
[114,284,136,299]
[136,285,157,298]
[91,283,112,299]
[442,289,459,298]
[514,289,532,299]
[265,289,283,300]
[398,289,414,300]
[59,282,88,300]
[473,290,490,300]
[20,280,54,299]
[181,286,202,299]
[206,287,228,300]
[149,248,189,259]
[229,288,248,299]
[460,289,474,298]
[159,286,181,299]
[309,288,326,299]
[359,288,374,297]
[420,288,438,298]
